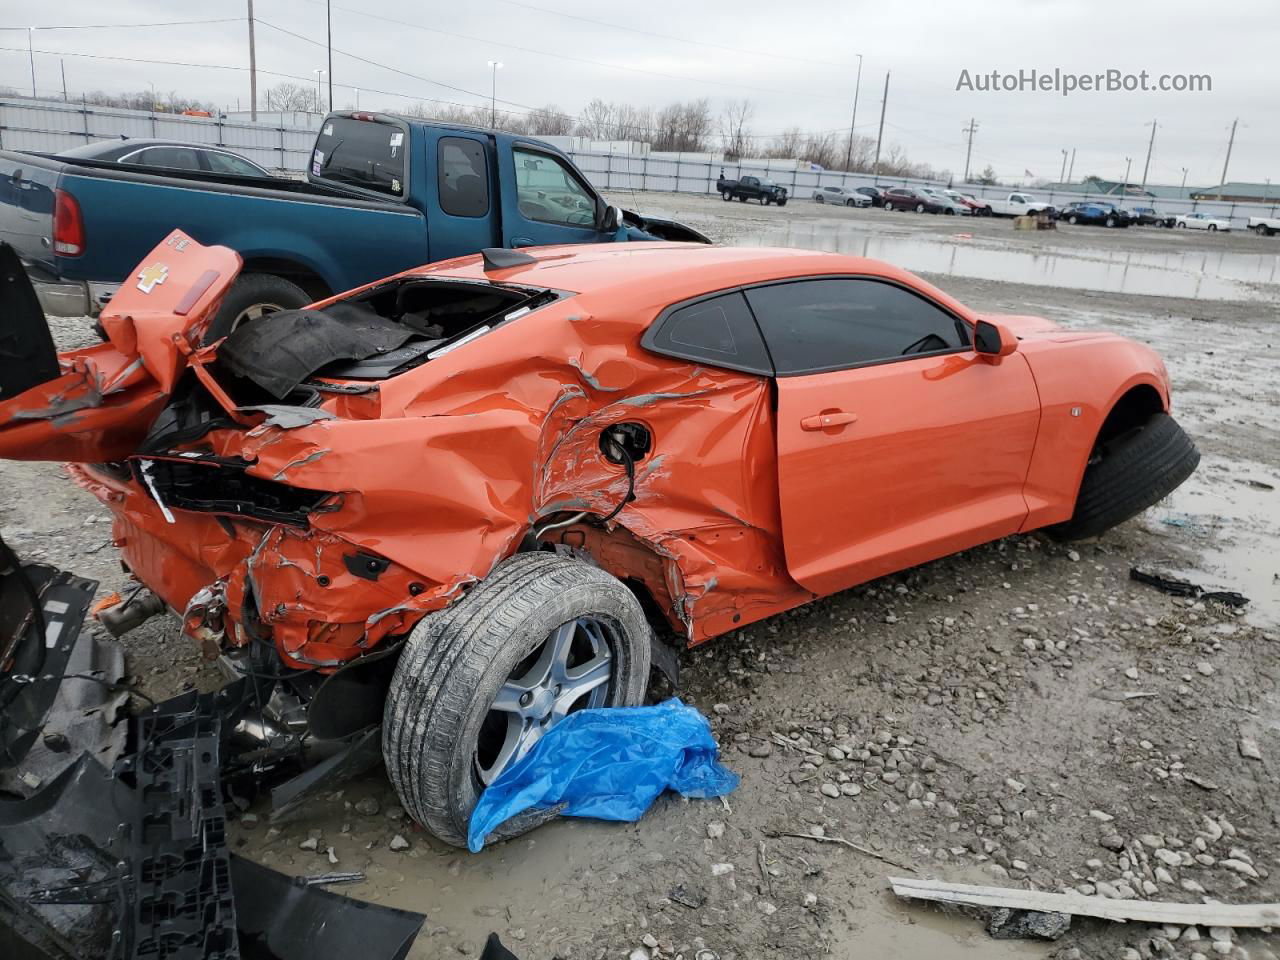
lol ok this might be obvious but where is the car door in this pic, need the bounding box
[498,143,612,248]
[747,277,1041,596]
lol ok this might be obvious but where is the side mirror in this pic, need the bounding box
[600,204,624,232]
[974,319,1018,358]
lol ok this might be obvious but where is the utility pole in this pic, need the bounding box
[1067,147,1076,183]
[60,59,67,101]
[325,0,333,114]
[873,70,889,178]
[487,60,503,127]
[843,53,863,173]
[1180,167,1189,197]
[962,118,978,182]
[1059,149,1068,184]
[1140,119,1157,193]
[247,0,258,120]
[1121,156,1132,202]
[1218,117,1239,198]
[27,27,36,98]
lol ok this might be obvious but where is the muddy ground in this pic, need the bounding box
[2,194,1277,960]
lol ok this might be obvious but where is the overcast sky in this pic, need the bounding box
[2,0,1274,186]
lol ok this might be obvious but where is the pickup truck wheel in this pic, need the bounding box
[1047,413,1199,542]
[206,273,311,343]
[382,552,652,848]
[761,196,771,206]
[721,191,732,201]
[1255,224,1271,236]
[776,199,786,207]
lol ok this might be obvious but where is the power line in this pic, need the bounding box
[292,0,848,101]
[0,19,242,31]
[489,0,851,69]
[0,44,867,142]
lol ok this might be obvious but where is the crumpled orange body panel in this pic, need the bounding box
[3,237,1174,669]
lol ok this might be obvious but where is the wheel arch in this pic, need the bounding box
[239,255,333,302]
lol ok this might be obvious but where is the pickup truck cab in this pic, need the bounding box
[0,112,705,332]
[717,174,789,206]
[1248,215,1280,236]
[985,192,1055,217]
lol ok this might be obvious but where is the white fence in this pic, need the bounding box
[4,96,1278,228]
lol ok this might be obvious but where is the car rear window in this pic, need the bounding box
[312,117,406,197]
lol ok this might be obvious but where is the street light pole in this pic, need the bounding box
[1067,147,1076,183]
[1140,120,1157,194]
[27,27,36,97]
[247,0,257,120]
[486,61,503,127]
[313,69,326,114]
[1121,156,1132,202]
[1180,167,1189,198]
[843,53,863,173]
[1059,149,1068,184]
[873,70,889,179]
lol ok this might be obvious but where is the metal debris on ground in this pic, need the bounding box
[1129,567,1249,607]
[889,876,1280,929]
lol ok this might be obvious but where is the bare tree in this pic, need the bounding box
[576,99,616,139]
[525,104,574,136]
[265,82,319,113]
[719,98,754,159]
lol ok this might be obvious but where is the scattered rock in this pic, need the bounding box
[706,820,726,840]
[389,834,410,851]
[710,863,735,877]
[987,908,1071,941]
[354,796,380,816]
[820,782,840,798]
[298,837,319,851]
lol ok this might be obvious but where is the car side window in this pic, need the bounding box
[203,151,266,177]
[438,137,489,217]
[513,147,597,226]
[130,147,201,171]
[745,278,970,375]
[641,291,774,376]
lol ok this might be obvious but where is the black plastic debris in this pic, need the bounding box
[1129,567,1249,608]
[231,856,423,960]
[986,907,1071,940]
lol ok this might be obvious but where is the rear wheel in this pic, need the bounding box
[884,201,895,211]
[845,199,855,207]
[1255,224,1271,236]
[1047,413,1199,541]
[1068,214,1080,225]
[1208,223,1218,232]
[915,202,926,213]
[204,273,311,343]
[382,552,652,848]
[721,190,732,201]
[1105,216,1117,227]
[815,194,824,203]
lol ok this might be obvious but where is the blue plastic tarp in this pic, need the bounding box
[467,698,738,852]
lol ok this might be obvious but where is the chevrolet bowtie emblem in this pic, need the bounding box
[136,262,169,293]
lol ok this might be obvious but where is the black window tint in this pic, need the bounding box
[312,118,406,197]
[745,279,968,374]
[438,137,489,217]
[643,292,773,376]
[132,147,201,170]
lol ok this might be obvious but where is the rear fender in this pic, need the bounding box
[0,230,242,461]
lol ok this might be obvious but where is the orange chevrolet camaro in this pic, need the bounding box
[0,232,1198,846]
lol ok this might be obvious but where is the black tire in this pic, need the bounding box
[1105,216,1117,228]
[1177,221,1187,229]
[884,201,895,211]
[204,273,311,343]
[814,194,824,203]
[1068,214,1079,224]
[777,199,786,207]
[722,190,733,201]
[1208,223,1217,232]
[944,208,955,215]
[762,196,771,206]
[382,552,652,848]
[1048,413,1199,541]
[845,198,855,207]
[915,202,925,213]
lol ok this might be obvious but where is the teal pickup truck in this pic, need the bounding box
[0,112,706,336]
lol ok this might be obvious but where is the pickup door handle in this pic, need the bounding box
[801,410,858,431]
[511,237,536,248]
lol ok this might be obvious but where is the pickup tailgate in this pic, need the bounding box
[0,151,63,276]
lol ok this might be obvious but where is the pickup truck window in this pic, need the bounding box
[438,137,489,218]
[513,147,596,227]
[745,278,969,375]
[313,117,406,198]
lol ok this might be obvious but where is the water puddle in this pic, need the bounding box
[1141,457,1279,626]
[736,222,1280,302]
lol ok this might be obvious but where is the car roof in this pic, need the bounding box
[408,242,975,320]
[59,138,248,159]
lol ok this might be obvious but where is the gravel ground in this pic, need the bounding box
[2,195,1277,960]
